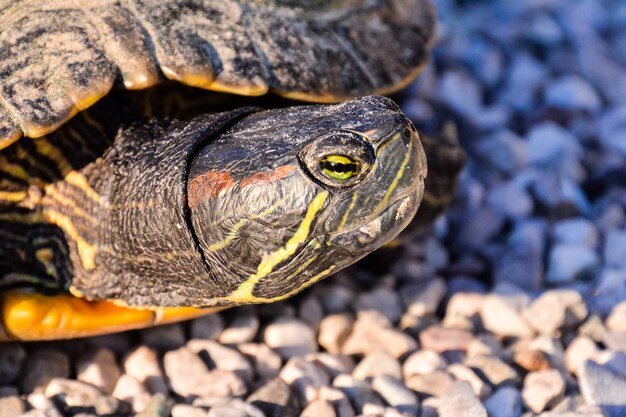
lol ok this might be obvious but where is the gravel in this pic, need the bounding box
[5,0,626,416]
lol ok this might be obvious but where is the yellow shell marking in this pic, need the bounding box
[226,191,329,303]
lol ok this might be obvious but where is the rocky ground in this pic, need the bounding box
[1,0,626,416]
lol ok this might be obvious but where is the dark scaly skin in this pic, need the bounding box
[0,95,426,308]
[0,0,435,146]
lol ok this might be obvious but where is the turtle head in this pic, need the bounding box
[188,96,426,305]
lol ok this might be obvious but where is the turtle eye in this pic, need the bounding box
[319,155,360,181]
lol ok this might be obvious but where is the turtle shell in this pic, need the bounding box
[0,0,435,148]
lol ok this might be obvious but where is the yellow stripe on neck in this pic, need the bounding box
[226,190,329,303]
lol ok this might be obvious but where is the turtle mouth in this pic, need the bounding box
[328,190,420,256]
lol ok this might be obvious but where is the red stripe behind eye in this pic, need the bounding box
[239,165,296,188]
[188,170,235,208]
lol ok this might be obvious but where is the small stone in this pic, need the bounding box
[26,393,54,410]
[171,404,208,417]
[419,397,440,417]
[438,381,487,417]
[306,353,354,378]
[353,351,402,381]
[443,292,485,331]
[187,339,253,383]
[447,364,492,399]
[0,387,25,417]
[20,350,70,393]
[565,336,600,375]
[527,122,583,179]
[530,336,568,374]
[140,323,186,351]
[220,307,259,344]
[191,314,224,341]
[475,129,527,175]
[484,387,522,417]
[0,343,25,384]
[486,181,533,220]
[317,284,355,314]
[318,387,354,417]
[112,374,151,413]
[512,349,551,372]
[595,351,626,377]
[238,343,282,381]
[356,287,403,323]
[76,348,121,395]
[544,74,602,113]
[264,317,317,359]
[403,350,447,378]
[604,331,626,354]
[419,325,474,353]
[247,378,298,417]
[546,245,601,284]
[553,219,599,248]
[318,313,354,354]
[579,360,626,416]
[372,375,419,417]
[279,357,330,404]
[45,378,129,416]
[342,311,417,358]
[467,335,503,358]
[207,399,265,417]
[464,355,520,387]
[402,278,447,318]
[18,409,62,417]
[405,371,455,399]
[522,370,566,413]
[606,301,626,332]
[523,290,588,335]
[300,399,336,417]
[123,345,168,394]
[163,347,246,398]
[135,393,173,417]
[599,106,626,156]
[481,295,534,338]
[333,374,382,414]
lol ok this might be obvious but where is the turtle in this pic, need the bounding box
[0,0,464,341]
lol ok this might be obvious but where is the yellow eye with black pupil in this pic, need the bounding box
[319,155,360,180]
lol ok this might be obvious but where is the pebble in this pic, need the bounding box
[187,339,254,384]
[447,364,492,399]
[333,374,382,414]
[237,343,282,381]
[512,348,551,372]
[318,313,354,354]
[403,350,447,378]
[484,387,522,417]
[606,302,626,332]
[464,355,520,387]
[191,313,224,341]
[112,374,151,413]
[356,287,403,323]
[523,289,588,335]
[318,387,354,417]
[0,387,25,417]
[579,360,626,417]
[76,348,121,395]
[171,404,208,417]
[405,371,455,399]
[475,129,527,175]
[494,221,545,291]
[486,181,534,219]
[401,278,447,318]
[136,393,173,417]
[553,219,600,248]
[44,378,129,416]
[163,347,246,398]
[527,122,583,179]
[522,370,566,413]
[605,230,626,269]
[544,74,602,113]
[419,325,474,353]
[247,378,298,417]
[18,409,63,417]
[546,244,601,284]
[307,353,354,378]
[220,307,259,344]
[0,343,25,384]
[353,351,402,381]
[480,295,534,338]
[598,106,626,155]
[279,357,330,404]
[19,350,70,394]
[443,292,484,331]
[299,295,325,330]
[123,345,168,394]
[300,399,336,417]
[342,311,418,358]
[264,317,318,359]
[565,336,600,375]
[438,382,488,417]
[207,399,265,417]
[372,375,419,417]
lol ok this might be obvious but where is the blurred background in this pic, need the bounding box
[1,1,625,417]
